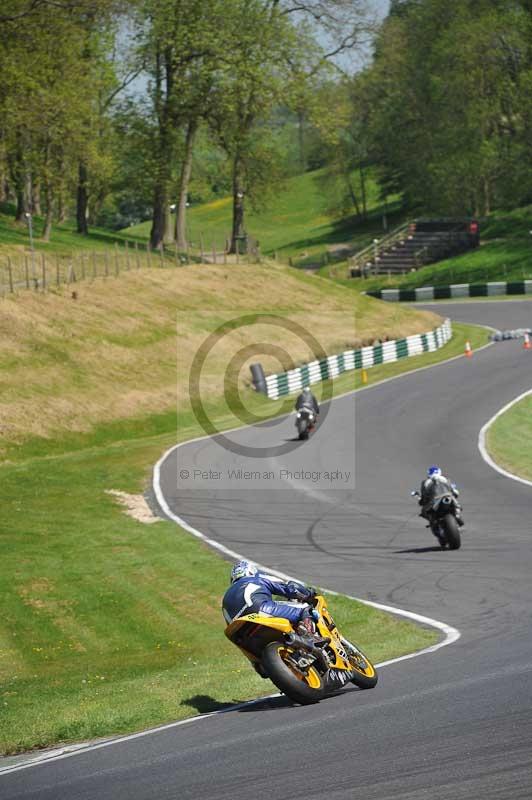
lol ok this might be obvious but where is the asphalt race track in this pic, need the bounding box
[3,300,532,799]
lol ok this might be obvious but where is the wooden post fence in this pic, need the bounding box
[7,257,14,293]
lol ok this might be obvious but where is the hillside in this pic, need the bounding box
[125,168,401,264]
[0,261,439,457]
[0,169,399,275]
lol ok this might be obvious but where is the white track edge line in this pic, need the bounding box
[2,327,480,777]
[0,479,459,777]
[478,388,532,488]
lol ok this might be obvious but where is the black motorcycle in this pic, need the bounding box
[295,408,316,440]
[411,490,462,550]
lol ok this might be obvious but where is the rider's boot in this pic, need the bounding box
[297,616,316,638]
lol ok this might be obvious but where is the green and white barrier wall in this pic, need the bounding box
[367,280,532,302]
[261,319,452,399]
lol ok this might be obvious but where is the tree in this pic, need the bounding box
[363,0,531,216]
[0,0,122,238]
[137,0,228,250]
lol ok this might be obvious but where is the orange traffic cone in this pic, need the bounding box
[524,332,532,350]
[465,340,473,358]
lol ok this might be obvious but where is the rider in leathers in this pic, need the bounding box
[419,466,464,526]
[295,386,320,416]
[222,561,318,638]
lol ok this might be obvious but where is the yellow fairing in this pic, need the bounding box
[224,613,294,664]
[225,613,293,640]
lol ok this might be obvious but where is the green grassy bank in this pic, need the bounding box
[126,169,399,263]
[486,393,532,482]
[0,320,486,755]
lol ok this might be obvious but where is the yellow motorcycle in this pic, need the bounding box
[224,594,378,705]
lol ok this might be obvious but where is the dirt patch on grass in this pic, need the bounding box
[106,490,161,524]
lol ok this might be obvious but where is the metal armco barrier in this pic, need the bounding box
[258,319,452,399]
[367,280,532,302]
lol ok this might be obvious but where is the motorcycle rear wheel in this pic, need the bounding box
[261,641,325,705]
[341,637,378,689]
[443,514,461,550]
[298,426,309,441]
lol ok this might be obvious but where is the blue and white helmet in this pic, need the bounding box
[230,560,258,583]
[427,465,442,478]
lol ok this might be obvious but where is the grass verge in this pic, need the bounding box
[486,394,532,481]
[0,321,485,756]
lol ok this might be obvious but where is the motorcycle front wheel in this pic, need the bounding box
[443,514,461,550]
[341,637,378,690]
[261,641,325,704]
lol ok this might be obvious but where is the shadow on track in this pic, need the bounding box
[394,546,443,554]
[181,695,234,714]
[237,685,366,713]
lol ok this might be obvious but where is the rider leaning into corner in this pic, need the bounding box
[294,386,320,416]
[419,465,465,526]
[222,561,319,639]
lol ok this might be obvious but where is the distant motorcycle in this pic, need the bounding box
[295,408,316,440]
[411,490,461,550]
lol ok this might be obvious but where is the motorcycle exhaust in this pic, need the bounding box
[285,633,330,672]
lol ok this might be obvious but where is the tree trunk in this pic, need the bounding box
[359,165,367,219]
[152,137,173,246]
[15,187,26,221]
[42,187,53,242]
[76,161,89,234]
[229,156,246,254]
[482,176,491,216]
[0,159,8,203]
[297,107,306,172]
[346,175,362,218]
[14,173,30,221]
[150,45,174,250]
[150,174,169,250]
[9,137,30,220]
[175,118,198,249]
[163,203,174,244]
[57,191,68,223]
[32,178,42,215]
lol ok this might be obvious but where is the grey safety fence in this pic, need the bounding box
[255,319,452,399]
[367,280,532,302]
